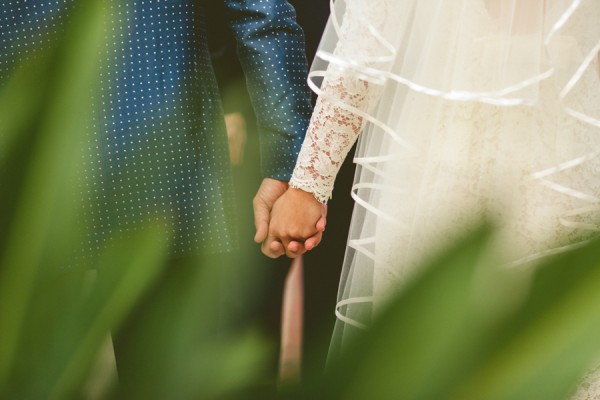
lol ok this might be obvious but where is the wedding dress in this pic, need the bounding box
[288,0,600,397]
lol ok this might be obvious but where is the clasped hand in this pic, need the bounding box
[253,179,326,258]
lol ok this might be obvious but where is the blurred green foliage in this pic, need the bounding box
[0,2,170,398]
[296,229,600,400]
[0,2,267,399]
[2,2,600,400]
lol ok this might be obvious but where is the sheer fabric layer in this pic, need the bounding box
[289,0,600,394]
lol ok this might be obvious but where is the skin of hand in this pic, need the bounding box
[267,187,326,259]
[225,112,247,166]
[254,179,327,259]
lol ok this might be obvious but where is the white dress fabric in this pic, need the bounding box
[289,0,600,397]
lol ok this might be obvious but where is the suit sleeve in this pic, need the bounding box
[224,0,313,180]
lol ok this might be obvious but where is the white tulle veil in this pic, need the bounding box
[308,0,600,359]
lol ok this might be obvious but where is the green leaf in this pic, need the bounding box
[0,0,106,388]
[47,227,169,400]
[300,227,600,400]
[450,240,600,400]
[336,225,499,400]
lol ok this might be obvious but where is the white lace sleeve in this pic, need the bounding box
[288,72,378,203]
[289,1,394,203]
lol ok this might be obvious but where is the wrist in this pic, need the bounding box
[289,173,333,204]
[288,187,325,205]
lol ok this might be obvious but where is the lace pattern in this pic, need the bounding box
[289,73,374,203]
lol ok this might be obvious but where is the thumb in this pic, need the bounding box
[253,199,270,243]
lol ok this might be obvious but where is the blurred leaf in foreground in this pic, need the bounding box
[0,1,272,399]
[0,2,171,399]
[293,226,600,400]
[111,253,269,400]
[0,0,106,392]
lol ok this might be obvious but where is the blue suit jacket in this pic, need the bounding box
[0,0,313,256]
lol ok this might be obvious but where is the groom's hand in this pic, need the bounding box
[254,178,292,258]
[253,178,289,244]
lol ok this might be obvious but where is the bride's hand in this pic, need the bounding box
[264,188,326,258]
